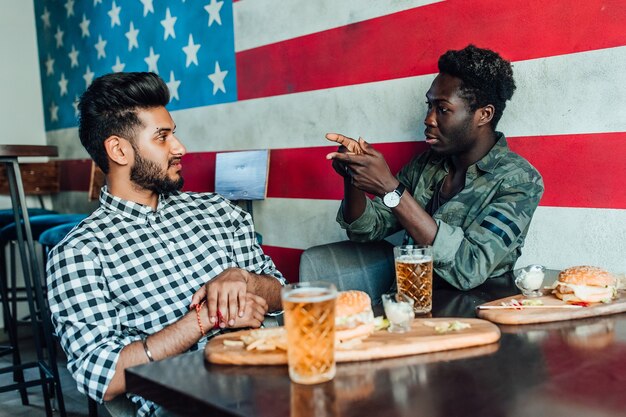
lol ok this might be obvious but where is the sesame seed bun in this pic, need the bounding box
[554,266,617,303]
[336,290,372,318]
[335,290,375,343]
[558,266,615,287]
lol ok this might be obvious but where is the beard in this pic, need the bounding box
[429,113,476,157]
[130,153,184,195]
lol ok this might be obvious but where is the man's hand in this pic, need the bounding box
[231,293,268,328]
[190,268,250,328]
[325,133,365,155]
[325,134,397,196]
[325,133,364,179]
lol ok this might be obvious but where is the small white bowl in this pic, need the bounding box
[382,292,415,333]
[514,264,546,298]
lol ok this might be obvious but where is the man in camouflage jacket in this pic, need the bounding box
[326,45,544,290]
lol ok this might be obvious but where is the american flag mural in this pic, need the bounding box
[38,0,626,281]
[34,0,236,129]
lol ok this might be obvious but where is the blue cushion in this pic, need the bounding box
[38,221,82,247]
[0,214,88,242]
[0,208,57,228]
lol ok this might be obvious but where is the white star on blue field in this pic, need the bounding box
[34,0,236,130]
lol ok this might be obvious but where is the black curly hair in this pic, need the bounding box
[78,72,170,174]
[438,44,515,129]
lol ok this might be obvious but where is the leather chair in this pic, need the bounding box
[298,240,396,305]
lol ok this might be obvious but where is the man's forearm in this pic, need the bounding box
[342,176,367,223]
[392,190,438,245]
[103,308,205,401]
[247,273,283,311]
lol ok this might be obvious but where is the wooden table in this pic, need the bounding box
[126,272,626,417]
[0,145,66,417]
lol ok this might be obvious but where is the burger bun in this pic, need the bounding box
[557,266,615,287]
[554,266,617,303]
[335,290,375,344]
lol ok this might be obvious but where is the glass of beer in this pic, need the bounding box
[281,281,337,384]
[394,245,433,314]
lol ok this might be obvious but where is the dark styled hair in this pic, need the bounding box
[78,72,169,173]
[438,44,516,129]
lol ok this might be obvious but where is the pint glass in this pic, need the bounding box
[394,245,433,314]
[281,281,337,384]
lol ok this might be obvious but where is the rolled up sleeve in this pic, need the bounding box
[336,198,403,242]
[47,245,133,403]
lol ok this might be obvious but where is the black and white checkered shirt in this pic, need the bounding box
[47,187,285,417]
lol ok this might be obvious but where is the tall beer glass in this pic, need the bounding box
[394,245,433,314]
[282,281,337,384]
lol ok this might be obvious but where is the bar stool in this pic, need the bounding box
[0,145,66,417]
[0,162,59,333]
[0,208,56,225]
[0,214,89,328]
[0,215,86,415]
[0,208,57,405]
[38,221,81,259]
[0,208,56,329]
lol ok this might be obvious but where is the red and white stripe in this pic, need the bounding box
[48,0,626,280]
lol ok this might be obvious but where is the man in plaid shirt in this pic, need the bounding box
[47,72,286,417]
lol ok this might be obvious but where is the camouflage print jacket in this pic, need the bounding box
[336,133,544,290]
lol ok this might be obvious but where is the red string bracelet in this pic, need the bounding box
[195,300,206,337]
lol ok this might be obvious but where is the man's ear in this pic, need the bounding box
[477,105,495,127]
[104,136,132,167]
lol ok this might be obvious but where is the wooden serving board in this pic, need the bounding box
[205,318,500,365]
[476,291,626,325]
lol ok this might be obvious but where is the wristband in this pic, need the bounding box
[196,300,207,337]
[142,336,154,362]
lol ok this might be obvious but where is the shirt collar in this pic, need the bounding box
[99,186,171,221]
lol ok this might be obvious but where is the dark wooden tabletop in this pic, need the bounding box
[0,144,58,158]
[126,271,626,417]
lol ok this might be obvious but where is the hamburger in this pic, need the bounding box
[553,266,617,303]
[335,290,375,345]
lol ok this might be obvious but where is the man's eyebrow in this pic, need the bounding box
[154,125,176,134]
[425,96,452,104]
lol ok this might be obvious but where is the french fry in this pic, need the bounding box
[337,338,364,350]
[227,327,288,352]
[223,340,245,348]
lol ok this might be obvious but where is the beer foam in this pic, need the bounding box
[282,287,337,303]
[395,255,432,264]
